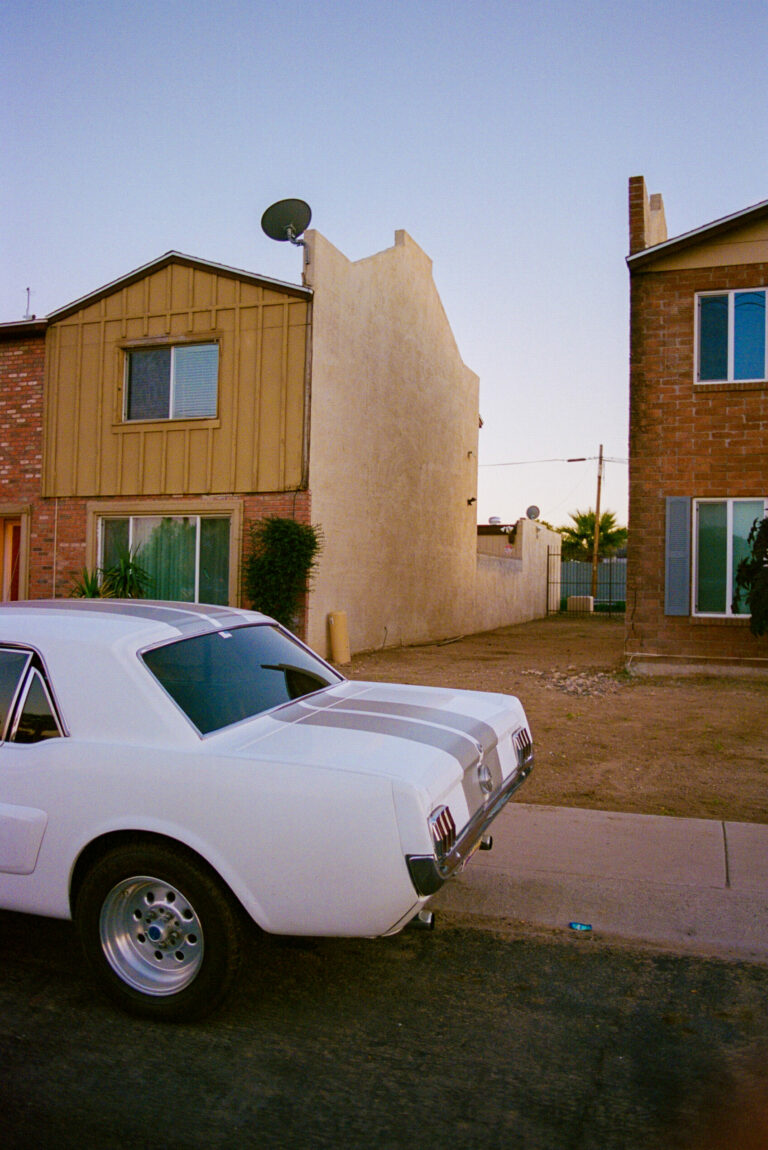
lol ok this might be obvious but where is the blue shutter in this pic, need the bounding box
[665,497,691,616]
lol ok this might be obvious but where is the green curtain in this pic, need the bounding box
[199,518,230,604]
[135,517,196,601]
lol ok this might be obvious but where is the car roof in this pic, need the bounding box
[0,600,271,646]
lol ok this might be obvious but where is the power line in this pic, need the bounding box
[479,456,628,467]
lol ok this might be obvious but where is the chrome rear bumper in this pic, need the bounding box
[406,744,534,897]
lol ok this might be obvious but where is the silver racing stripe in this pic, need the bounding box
[274,695,507,810]
[289,709,481,769]
[277,690,498,747]
[329,697,499,748]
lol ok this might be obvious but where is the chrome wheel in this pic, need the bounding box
[99,875,204,996]
[77,843,243,1019]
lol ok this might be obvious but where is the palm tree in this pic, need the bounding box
[558,510,627,562]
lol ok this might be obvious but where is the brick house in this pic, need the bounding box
[1,238,560,655]
[626,177,768,672]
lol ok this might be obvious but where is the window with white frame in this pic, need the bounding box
[125,343,219,421]
[100,515,230,605]
[697,290,767,383]
[693,498,767,615]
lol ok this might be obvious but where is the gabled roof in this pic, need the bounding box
[627,197,768,269]
[46,250,312,323]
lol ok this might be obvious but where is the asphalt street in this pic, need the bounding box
[1,908,767,1150]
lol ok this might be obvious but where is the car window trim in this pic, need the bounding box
[0,644,68,744]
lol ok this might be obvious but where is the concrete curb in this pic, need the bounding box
[433,804,768,963]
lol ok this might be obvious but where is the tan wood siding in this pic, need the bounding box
[43,263,309,497]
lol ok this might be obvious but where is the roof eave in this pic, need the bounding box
[46,251,312,322]
[0,317,49,341]
[627,197,768,270]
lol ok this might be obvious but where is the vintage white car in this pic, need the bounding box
[0,600,533,1020]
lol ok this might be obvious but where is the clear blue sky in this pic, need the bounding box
[4,0,768,527]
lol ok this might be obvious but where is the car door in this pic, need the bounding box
[0,646,64,875]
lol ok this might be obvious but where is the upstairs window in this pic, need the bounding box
[125,343,219,421]
[697,290,767,383]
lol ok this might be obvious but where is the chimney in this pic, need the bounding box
[628,176,667,254]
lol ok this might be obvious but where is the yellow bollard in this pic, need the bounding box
[328,611,351,665]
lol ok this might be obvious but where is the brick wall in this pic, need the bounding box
[628,176,650,255]
[627,262,768,661]
[0,332,45,502]
[0,330,50,597]
[40,491,314,613]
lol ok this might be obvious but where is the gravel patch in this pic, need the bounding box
[522,668,623,697]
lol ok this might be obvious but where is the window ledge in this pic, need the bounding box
[694,380,767,393]
[690,614,751,626]
[113,418,221,432]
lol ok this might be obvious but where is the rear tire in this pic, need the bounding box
[75,842,243,1022]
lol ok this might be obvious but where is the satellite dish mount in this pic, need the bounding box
[261,199,312,249]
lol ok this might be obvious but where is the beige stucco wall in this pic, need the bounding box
[473,518,561,633]
[303,229,480,655]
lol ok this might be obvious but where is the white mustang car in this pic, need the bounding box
[0,600,533,1020]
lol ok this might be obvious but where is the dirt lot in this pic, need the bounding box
[347,616,768,825]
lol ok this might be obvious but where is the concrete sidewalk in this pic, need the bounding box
[434,803,768,963]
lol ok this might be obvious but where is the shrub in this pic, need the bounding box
[243,517,322,629]
[733,516,768,636]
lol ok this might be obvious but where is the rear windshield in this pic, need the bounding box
[141,624,343,734]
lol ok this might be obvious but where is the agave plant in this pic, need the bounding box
[101,550,153,599]
[69,550,152,600]
[70,567,110,599]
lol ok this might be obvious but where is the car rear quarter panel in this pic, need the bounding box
[0,740,422,937]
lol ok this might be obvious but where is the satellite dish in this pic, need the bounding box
[261,199,312,245]
[526,505,540,520]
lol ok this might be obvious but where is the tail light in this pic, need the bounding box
[513,727,533,771]
[429,805,456,860]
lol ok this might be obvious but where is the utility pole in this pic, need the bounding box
[591,444,604,599]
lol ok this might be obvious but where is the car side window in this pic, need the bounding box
[12,670,62,744]
[0,646,63,745]
[0,649,33,740]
